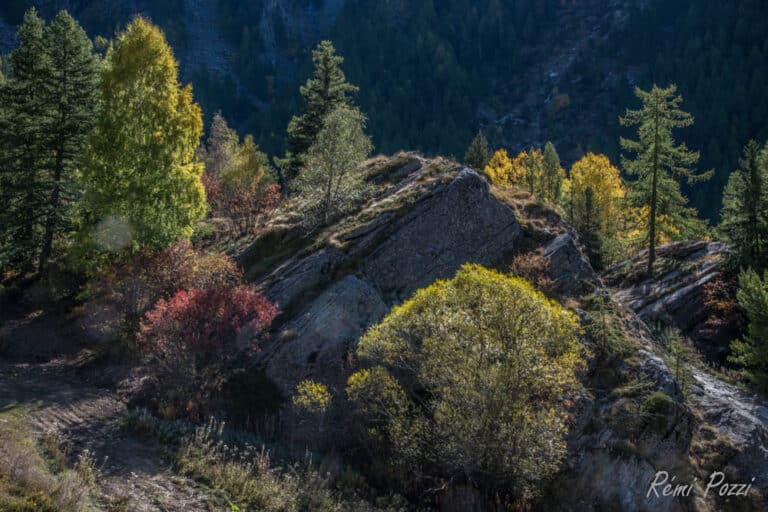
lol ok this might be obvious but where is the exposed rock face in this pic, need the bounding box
[690,368,768,498]
[242,156,766,510]
[606,241,768,510]
[543,232,599,295]
[255,161,523,391]
[604,241,728,334]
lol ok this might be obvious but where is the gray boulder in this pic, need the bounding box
[543,232,600,295]
[254,163,523,392]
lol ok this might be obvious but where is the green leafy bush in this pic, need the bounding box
[347,264,585,503]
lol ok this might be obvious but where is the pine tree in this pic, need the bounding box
[280,41,358,186]
[620,84,712,275]
[542,141,564,203]
[719,140,768,270]
[37,11,101,271]
[0,8,54,272]
[464,130,491,171]
[78,17,206,258]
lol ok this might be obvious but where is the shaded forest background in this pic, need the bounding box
[1,0,766,220]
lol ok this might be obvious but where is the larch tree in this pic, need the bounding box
[78,17,206,258]
[37,10,101,271]
[567,153,625,237]
[464,130,491,171]
[294,104,372,225]
[719,140,768,270]
[620,84,712,275]
[280,40,358,186]
[566,153,626,268]
[524,147,544,195]
[542,141,564,203]
[0,8,54,272]
[484,148,519,187]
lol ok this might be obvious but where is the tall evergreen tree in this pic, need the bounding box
[524,147,543,195]
[542,141,563,203]
[464,130,491,171]
[620,84,712,275]
[37,11,101,271]
[78,17,206,257]
[719,140,768,270]
[729,268,768,391]
[0,8,53,272]
[280,41,358,186]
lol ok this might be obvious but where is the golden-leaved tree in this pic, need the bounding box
[78,17,206,257]
[347,264,584,503]
[564,153,628,267]
[484,149,518,187]
[566,153,625,236]
[484,148,543,195]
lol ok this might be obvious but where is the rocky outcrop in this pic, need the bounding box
[544,232,599,295]
[605,241,768,509]
[604,241,728,334]
[242,155,767,510]
[254,160,524,391]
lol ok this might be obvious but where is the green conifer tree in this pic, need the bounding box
[463,130,491,171]
[719,140,768,270]
[729,268,768,391]
[37,11,101,271]
[620,84,712,275]
[0,8,54,272]
[280,41,358,186]
[524,146,543,195]
[542,141,563,203]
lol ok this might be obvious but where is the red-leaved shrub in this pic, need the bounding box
[509,250,554,293]
[701,275,745,354]
[82,241,242,339]
[137,285,279,419]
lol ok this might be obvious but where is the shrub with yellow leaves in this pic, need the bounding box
[346,264,585,504]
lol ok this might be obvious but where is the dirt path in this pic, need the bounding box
[0,362,224,511]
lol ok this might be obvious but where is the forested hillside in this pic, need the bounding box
[1,0,766,218]
[2,3,768,509]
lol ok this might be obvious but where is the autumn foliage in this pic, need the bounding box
[509,250,554,293]
[137,285,278,418]
[203,135,282,235]
[85,240,242,330]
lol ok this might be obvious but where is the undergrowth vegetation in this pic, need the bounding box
[124,411,407,512]
[0,413,99,511]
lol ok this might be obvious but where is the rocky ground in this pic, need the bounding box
[0,306,223,511]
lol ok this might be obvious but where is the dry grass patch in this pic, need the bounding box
[0,412,98,511]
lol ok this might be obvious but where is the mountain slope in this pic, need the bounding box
[2,0,766,218]
[235,153,766,510]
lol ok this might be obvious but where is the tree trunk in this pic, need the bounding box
[648,108,660,277]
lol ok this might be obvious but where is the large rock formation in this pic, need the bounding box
[252,159,527,392]
[237,155,766,511]
[606,241,768,511]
